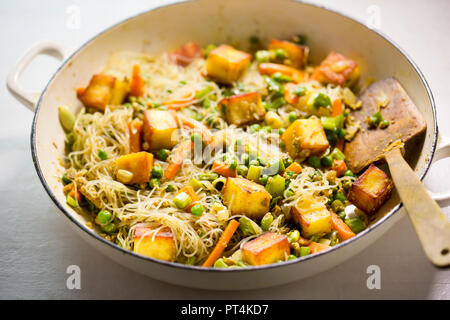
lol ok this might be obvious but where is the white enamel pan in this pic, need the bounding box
[7,0,450,290]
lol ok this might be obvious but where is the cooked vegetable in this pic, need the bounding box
[219,92,266,126]
[330,211,356,241]
[345,217,366,234]
[206,44,251,84]
[308,241,330,254]
[265,175,285,197]
[202,220,240,267]
[258,63,305,83]
[173,192,192,209]
[58,105,76,132]
[115,152,154,184]
[222,177,272,219]
[130,64,145,97]
[134,226,176,262]
[239,216,262,236]
[242,232,290,266]
[311,51,359,86]
[212,161,237,178]
[347,164,393,214]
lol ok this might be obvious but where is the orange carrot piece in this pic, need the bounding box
[202,220,240,267]
[259,63,305,83]
[128,119,143,153]
[76,87,86,98]
[336,138,345,152]
[212,161,237,178]
[130,64,145,97]
[178,186,200,212]
[164,140,194,180]
[163,93,196,110]
[69,186,83,203]
[172,112,215,145]
[330,211,356,241]
[331,99,344,117]
[285,162,303,174]
[331,159,347,177]
[309,241,330,254]
[283,82,300,105]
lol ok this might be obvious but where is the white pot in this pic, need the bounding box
[7,0,450,290]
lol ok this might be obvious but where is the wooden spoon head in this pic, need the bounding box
[345,78,427,173]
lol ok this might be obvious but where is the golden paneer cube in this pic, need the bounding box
[222,177,271,220]
[269,39,308,69]
[311,51,360,87]
[133,226,176,262]
[242,232,290,266]
[110,78,130,105]
[282,119,329,159]
[206,45,251,84]
[219,92,266,126]
[115,151,154,184]
[79,74,116,111]
[143,109,179,150]
[292,194,332,238]
[348,164,393,215]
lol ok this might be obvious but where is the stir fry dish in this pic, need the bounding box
[59,36,395,268]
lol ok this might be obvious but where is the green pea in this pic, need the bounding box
[152,166,163,178]
[149,178,161,189]
[191,204,204,216]
[261,213,274,231]
[62,172,71,185]
[285,189,295,198]
[334,192,347,202]
[249,124,261,133]
[288,254,297,261]
[260,175,269,186]
[321,155,333,167]
[287,230,300,243]
[102,223,117,234]
[312,92,332,109]
[228,158,237,169]
[288,112,298,123]
[262,126,272,133]
[157,149,170,161]
[331,199,345,213]
[274,48,287,59]
[299,246,311,257]
[380,119,390,129]
[255,50,271,63]
[344,169,355,177]
[265,175,285,197]
[308,156,321,169]
[278,128,286,136]
[293,85,306,97]
[173,192,192,209]
[166,185,176,192]
[98,149,108,160]
[345,217,366,234]
[97,210,112,225]
[214,258,228,268]
[237,165,248,176]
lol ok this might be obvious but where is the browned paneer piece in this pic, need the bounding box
[242,232,290,266]
[79,75,130,111]
[291,193,332,238]
[222,177,271,220]
[115,151,154,184]
[347,164,393,215]
[206,44,251,84]
[143,109,179,150]
[169,42,203,67]
[281,118,329,159]
[133,226,176,262]
[268,39,308,69]
[311,51,360,87]
[219,92,266,126]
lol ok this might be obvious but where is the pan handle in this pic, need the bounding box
[7,41,69,112]
[428,134,450,201]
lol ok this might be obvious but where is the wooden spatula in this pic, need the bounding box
[345,78,450,267]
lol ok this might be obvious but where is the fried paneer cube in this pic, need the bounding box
[115,151,154,184]
[242,232,290,265]
[143,109,179,150]
[79,74,116,111]
[311,51,360,87]
[110,78,130,105]
[219,92,266,126]
[206,44,251,84]
[222,177,271,220]
[268,39,308,69]
[291,194,332,238]
[282,119,329,159]
[133,226,176,262]
[169,42,203,67]
[348,164,393,215]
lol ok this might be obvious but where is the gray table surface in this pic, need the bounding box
[1,0,449,299]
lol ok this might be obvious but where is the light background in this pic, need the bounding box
[0,0,449,299]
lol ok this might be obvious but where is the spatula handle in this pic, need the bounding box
[385,147,450,267]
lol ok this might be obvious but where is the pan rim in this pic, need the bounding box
[30,0,438,274]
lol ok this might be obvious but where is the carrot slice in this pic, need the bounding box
[258,63,305,83]
[330,211,355,241]
[164,140,194,180]
[76,87,86,98]
[283,82,301,105]
[172,111,215,145]
[130,64,145,97]
[212,161,237,177]
[69,186,83,203]
[331,159,347,177]
[128,119,143,153]
[202,220,240,267]
[285,162,303,174]
[163,93,196,110]
[331,99,344,117]
[177,186,200,212]
[308,241,330,254]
